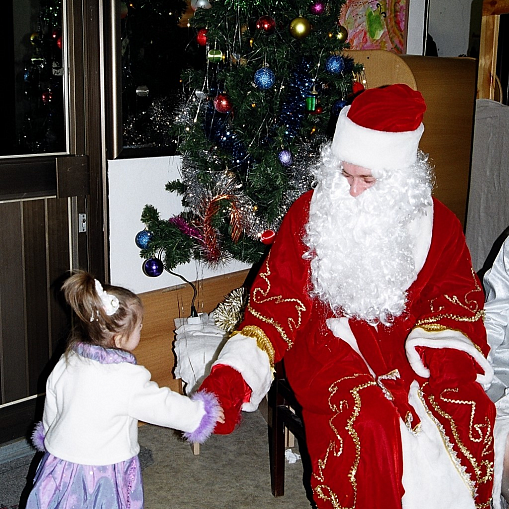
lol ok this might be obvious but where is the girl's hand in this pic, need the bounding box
[217,407,225,424]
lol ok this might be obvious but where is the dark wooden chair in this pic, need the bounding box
[267,359,311,498]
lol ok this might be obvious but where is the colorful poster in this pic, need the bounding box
[339,0,408,54]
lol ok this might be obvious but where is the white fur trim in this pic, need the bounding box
[406,327,494,384]
[331,106,424,172]
[212,334,273,412]
[400,381,475,509]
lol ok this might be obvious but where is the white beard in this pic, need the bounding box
[304,149,433,325]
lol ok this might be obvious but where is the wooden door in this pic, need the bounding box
[0,0,105,445]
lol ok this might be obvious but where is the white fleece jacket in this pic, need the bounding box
[43,351,206,465]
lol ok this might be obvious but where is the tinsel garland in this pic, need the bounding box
[214,287,248,333]
[200,192,244,264]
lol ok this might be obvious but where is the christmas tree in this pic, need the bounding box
[18,0,65,154]
[137,0,363,277]
[121,0,195,150]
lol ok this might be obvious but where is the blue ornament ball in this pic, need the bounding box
[325,56,345,75]
[142,258,164,277]
[135,230,153,249]
[254,67,276,90]
[332,99,348,116]
[278,149,293,166]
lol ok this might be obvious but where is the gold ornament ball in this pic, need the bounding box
[289,17,311,39]
[30,32,40,45]
[337,25,348,42]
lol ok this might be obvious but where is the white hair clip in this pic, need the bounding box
[94,279,120,316]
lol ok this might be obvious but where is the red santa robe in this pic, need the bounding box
[202,191,495,509]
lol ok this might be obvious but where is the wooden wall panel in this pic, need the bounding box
[344,50,417,90]
[23,200,51,395]
[0,202,28,403]
[401,56,477,227]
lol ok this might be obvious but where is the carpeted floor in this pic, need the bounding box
[0,410,314,509]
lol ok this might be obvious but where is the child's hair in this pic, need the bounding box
[62,270,143,349]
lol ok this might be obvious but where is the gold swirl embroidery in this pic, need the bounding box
[419,323,447,332]
[232,325,275,369]
[418,383,494,499]
[247,251,307,348]
[415,268,485,328]
[313,374,376,509]
[439,388,494,459]
[376,369,400,401]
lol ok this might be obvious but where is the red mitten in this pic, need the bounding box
[422,348,478,386]
[199,364,252,434]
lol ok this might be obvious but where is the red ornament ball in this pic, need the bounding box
[197,28,208,46]
[352,81,365,94]
[260,230,276,245]
[310,105,323,115]
[57,36,63,50]
[120,2,128,19]
[213,94,233,114]
[256,15,276,34]
[41,90,53,105]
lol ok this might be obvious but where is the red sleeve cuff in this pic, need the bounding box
[199,364,252,434]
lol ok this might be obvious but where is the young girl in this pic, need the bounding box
[26,271,224,509]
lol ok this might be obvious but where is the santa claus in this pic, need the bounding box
[201,84,496,509]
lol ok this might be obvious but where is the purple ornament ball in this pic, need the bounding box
[309,2,325,15]
[135,230,153,249]
[143,258,164,277]
[278,149,293,166]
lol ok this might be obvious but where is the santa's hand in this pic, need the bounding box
[199,364,252,434]
[422,348,478,386]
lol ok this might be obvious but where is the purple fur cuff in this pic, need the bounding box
[32,421,46,452]
[183,390,221,444]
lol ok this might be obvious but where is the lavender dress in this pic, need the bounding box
[26,344,144,509]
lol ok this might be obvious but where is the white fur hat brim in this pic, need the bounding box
[331,105,424,173]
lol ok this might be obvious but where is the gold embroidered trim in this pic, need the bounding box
[232,325,275,369]
[418,386,476,496]
[313,374,377,509]
[405,412,422,434]
[419,324,447,332]
[418,383,494,500]
[415,310,485,327]
[376,369,400,401]
[247,251,307,349]
[415,269,485,330]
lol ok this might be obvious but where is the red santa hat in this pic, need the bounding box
[331,84,426,173]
